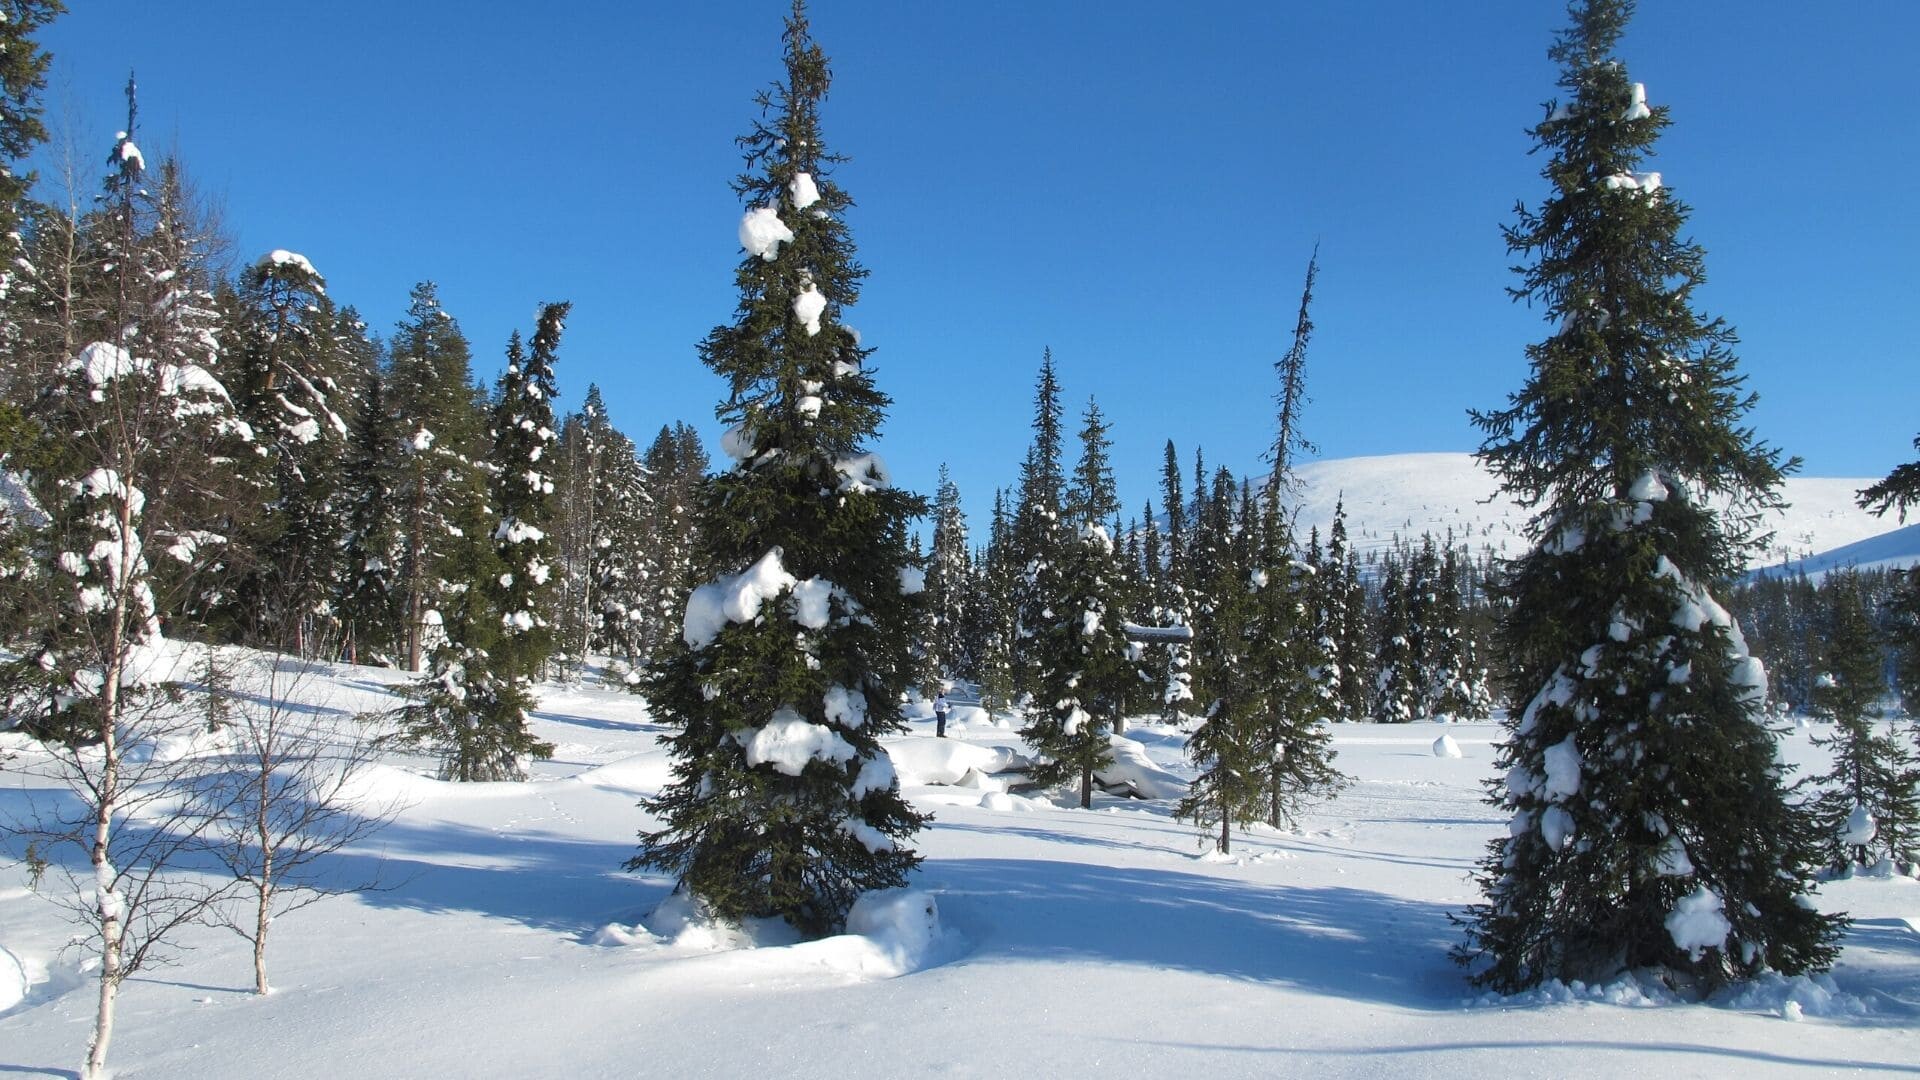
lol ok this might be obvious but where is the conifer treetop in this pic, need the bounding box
[1473,0,1792,565]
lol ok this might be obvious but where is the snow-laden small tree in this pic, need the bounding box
[633,1,926,936]
[1807,571,1919,873]
[1458,0,1839,991]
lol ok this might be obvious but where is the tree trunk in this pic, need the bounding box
[1080,764,1092,809]
[1219,806,1231,856]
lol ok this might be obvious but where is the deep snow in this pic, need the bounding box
[1,650,1916,1078]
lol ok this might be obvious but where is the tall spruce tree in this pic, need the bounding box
[1009,349,1067,703]
[385,282,488,672]
[337,364,402,664]
[228,249,359,654]
[633,2,926,935]
[489,302,568,681]
[0,0,61,400]
[1021,395,1131,807]
[1459,0,1839,991]
[925,464,974,682]
[389,308,565,782]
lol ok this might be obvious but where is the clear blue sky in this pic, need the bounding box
[34,2,1919,535]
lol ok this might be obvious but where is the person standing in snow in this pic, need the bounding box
[934,696,950,738]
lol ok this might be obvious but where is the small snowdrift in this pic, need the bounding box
[337,762,525,807]
[887,736,1027,786]
[601,888,958,982]
[573,748,676,795]
[1096,734,1187,800]
[0,945,25,1013]
[1432,733,1463,758]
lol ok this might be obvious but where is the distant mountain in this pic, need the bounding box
[1284,452,1902,572]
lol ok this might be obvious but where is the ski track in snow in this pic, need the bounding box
[1,654,1916,1078]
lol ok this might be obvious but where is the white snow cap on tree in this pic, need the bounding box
[1623,82,1651,121]
[745,706,856,775]
[790,172,821,209]
[1603,171,1662,195]
[793,279,827,336]
[739,205,795,261]
[263,249,323,283]
[683,548,799,649]
[1665,885,1731,959]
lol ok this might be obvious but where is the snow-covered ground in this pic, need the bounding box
[3,653,1916,1078]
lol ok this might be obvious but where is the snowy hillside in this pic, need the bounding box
[3,651,1917,1078]
[1750,522,1920,582]
[1290,452,1898,571]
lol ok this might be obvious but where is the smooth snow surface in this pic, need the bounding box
[2,651,1915,1079]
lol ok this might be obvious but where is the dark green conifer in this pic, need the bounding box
[1459,0,1839,990]
[632,2,926,935]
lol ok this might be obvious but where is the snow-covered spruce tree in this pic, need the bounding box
[384,282,488,672]
[489,302,567,682]
[1177,508,1267,854]
[971,488,1019,715]
[1370,553,1421,723]
[1458,0,1839,991]
[1807,571,1919,873]
[0,0,60,400]
[228,249,362,653]
[389,314,566,783]
[337,365,403,664]
[632,2,926,936]
[626,421,707,669]
[1246,494,1344,829]
[1008,349,1067,704]
[1020,397,1132,807]
[925,463,974,683]
[1154,443,1199,723]
[1322,502,1375,723]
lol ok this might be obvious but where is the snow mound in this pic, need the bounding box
[887,736,1026,786]
[0,944,25,1013]
[573,750,676,795]
[336,763,512,807]
[638,890,798,952]
[978,791,1016,811]
[1712,970,1868,1019]
[839,888,951,978]
[1097,734,1188,800]
[609,888,955,981]
[1432,733,1462,758]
